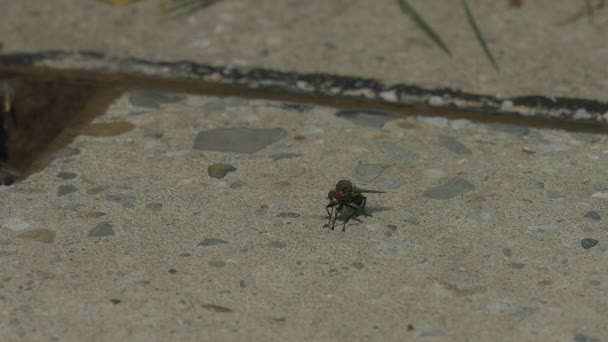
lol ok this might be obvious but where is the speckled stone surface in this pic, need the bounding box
[1,93,607,341]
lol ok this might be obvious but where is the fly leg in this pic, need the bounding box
[324,204,335,228]
[359,196,373,217]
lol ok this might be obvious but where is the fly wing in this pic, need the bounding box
[354,186,386,194]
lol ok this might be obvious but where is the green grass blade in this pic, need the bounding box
[396,0,452,57]
[462,0,499,71]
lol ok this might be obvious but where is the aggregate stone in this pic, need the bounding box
[270,153,302,161]
[581,238,599,250]
[422,177,475,200]
[584,211,601,221]
[56,171,78,180]
[57,185,78,197]
[377,141,418,162]
[438,135,472,155]
[105,194,136,208]
[276,212,300,218]
[193,128,287,153]
[335,110,400,128]
[128,90,185,109]
[198,238,229,247]
[354,162,388,182]
[207,164,237,179]
[88,222,115,237]
[16,229,56,244]
[208,261,226,267]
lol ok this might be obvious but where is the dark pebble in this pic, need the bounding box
[200,304,232,313]
[502,248,512,257]
[581,238,599,250]
[56,171,78,180]
[105,194,136,208]
[239,280,246,288]
[574,333,601,342]
[207,164,237,179]
[129,90,185,109]
[336,110,400,128]
[584,211,601,221]
[507,262,525,270]
[351,262,365,269]
[57,185,78,197]
[270,153,303,161]
[146,203,163,211]
[88,222,115,237]
[168,269,177,274]
[193,128,287,153]
[276,212,300,218]
[198,238,229,247]
[438,136,472,155]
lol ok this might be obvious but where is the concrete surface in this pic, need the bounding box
[1,1,608,342]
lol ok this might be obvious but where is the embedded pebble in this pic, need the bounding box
[377,142,418,162]
[574,333,601,342]
[438,135,472,155]
[146,203,163,211]
[57,185,78,197]
[354,162,388,182]
[351,262,365,269]
[581,238,599,249]
[88,222,115,237]
[207,163,237,179]
[16,229,56,244]
[335,110,399,128]
[2,218,31,231]
[539,143,571,153]
[105,194,136,208]
[488,123,529,137]
[584,211,601,221]
[269,241,286,248]
[422,177,474,200]
[200,304,232,313]
[552,255,568,264]
[502,248,512,257]
[276,212,300,218]
[270,153,302,161]
[198,238,229,247]
[208,261,226,267]
[512,306,539,319]
[129,90,185,109]
[230,180,244,189]
[278,103,313,112]
[56,171,78,180]
[193,128,287,153]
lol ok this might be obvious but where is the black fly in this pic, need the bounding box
[324,180,386,231]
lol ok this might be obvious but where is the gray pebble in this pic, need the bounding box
[239,280,246,288]
[146,203,163,211]
[207,164,237,179]
[535,182,545,189]
[277,103,313,112]
[351,262,365,269]
[502,248,512,257]
[422,177,474,200]
[336,110,400,128]
[354,162,388,182]
[86,186,110,195]
[581,238,599,250]
[276,212,300,218]
[198,238,229,247]
[129,90,185,109]
[552,255,568,264]
[88,222,115,237]
[105,194,136,208]
[269,241,286,248]
[208,261,226,267]
[230,180,244,189]
[56,171,78,180]
[377,141,418,162]
[584,211,601,221]
[488,123,529,137]
[438,136,472,155]
[574,333,601,342]
[57,185,78,197]
[193,128,287,153]
[270,153,302,161]
[85,212,106,218]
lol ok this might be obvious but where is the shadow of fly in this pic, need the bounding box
[324,180,386,231]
